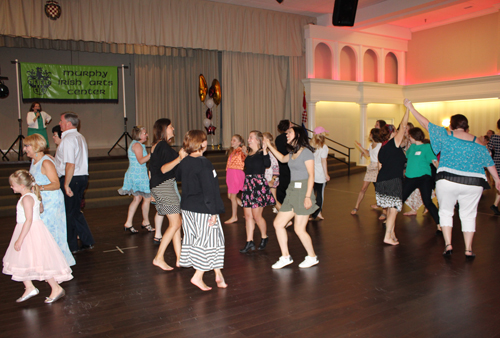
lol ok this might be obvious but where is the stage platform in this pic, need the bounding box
[1,172,500,337]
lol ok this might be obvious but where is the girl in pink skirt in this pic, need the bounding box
[3,170,72,304]
[224,134,247,224]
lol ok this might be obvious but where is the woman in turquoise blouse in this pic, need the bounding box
[404,99,500,258]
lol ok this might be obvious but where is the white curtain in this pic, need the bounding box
[134,50,220,146]
[221,52,305,145]
[0,0,314,57]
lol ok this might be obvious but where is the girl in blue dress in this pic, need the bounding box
[118,126,153,233]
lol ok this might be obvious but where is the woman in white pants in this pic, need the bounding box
[404,99,500,258]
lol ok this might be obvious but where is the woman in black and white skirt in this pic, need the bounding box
[239,130,276,253]
[150,118,186,271]
[176,130,227,291]
[375,108,409,245]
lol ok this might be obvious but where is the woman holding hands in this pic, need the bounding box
[239,131,275,253]
[374,109,409,245]
[404,99,500,257]
[265,126,319,269]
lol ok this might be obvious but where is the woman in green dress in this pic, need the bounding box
[27,102,52,148]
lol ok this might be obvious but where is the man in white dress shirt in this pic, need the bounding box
[55,112,95,253]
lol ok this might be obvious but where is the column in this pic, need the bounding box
[359,103,368,165]
[307,101,317,138]
[306,38,314,78]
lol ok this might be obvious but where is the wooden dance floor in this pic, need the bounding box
[1,172,500,337]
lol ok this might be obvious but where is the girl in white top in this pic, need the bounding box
[351,128,383,215]
[3,170,72,304]
[310,127,330,220]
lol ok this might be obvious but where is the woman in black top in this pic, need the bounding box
[375,109,409,245]
[239,131,275,253]
[176,130,227,291]
[150,118,186,271]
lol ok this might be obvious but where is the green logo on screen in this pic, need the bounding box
[26,67,52,95]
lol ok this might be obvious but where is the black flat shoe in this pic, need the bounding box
[465,250,476,259]
[490,205,500,215]
[239,241,255,253]
[436,229,443,236]
[258,237,268,250]
[124,226,139,234]
[443,244,453,257]
[153,237,162,245]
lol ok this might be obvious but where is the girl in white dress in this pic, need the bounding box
[3,170,72,303]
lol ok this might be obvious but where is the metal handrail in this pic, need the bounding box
[291,122,354,176]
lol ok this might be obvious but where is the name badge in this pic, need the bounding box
[294,182,302,189]
[415,151,421,156]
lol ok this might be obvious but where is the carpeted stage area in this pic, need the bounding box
[1,172,500,337]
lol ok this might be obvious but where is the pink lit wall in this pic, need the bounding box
[406,12,499,84]
[385,52,398,84]
[340,46,356,81]
[314,43,332,79]
[363,49,378,82]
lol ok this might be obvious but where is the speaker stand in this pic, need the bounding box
[108,117,132,155]
[2,119,24,161]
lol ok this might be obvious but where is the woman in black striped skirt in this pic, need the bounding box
[150,118,186,271]
[176,130,227,291]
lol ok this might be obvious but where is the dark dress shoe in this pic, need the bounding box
[239,241,255,253]
[258,237,268,250]
[80,245,94,251]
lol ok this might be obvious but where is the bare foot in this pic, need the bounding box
[176,259,181,268]
[403,211,417,216]
[215,276,228,288]
[370,204,379,209]
[237,199,243,207]
[378,214,386,220]
[317,213,324,220]
[191,278,212,291]
[224,217,238,224]
[351,208,358,215]
[423,209,429,215]
[384,238,399,245]
[152,258,174,271]
[285,221,293,228]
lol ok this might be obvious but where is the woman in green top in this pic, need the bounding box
[26,102,52,148]
[401,127,440,232]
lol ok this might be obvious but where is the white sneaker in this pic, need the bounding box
[298,256,319,268]
[272,256,293,269]
[272,207,278,214]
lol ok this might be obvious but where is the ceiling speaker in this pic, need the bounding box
[332,0,359,27]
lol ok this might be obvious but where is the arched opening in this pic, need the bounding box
[340,46,356,81]
[363,49,378,82]
[314,43,332,79]
[385,52,398,84]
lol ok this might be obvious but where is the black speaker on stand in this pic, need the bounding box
[332,0,359,27]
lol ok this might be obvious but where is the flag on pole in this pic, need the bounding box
[302,90,307,130]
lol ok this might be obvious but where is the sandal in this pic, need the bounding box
[351,208,358,215]
[465,250,476,259]
[443,244,453,256]
[378,214,386,220]
[153,237,162,245]
[141,224,155,232]
[124,226,138,234]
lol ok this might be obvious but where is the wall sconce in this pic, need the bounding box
[442,118,450,128]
